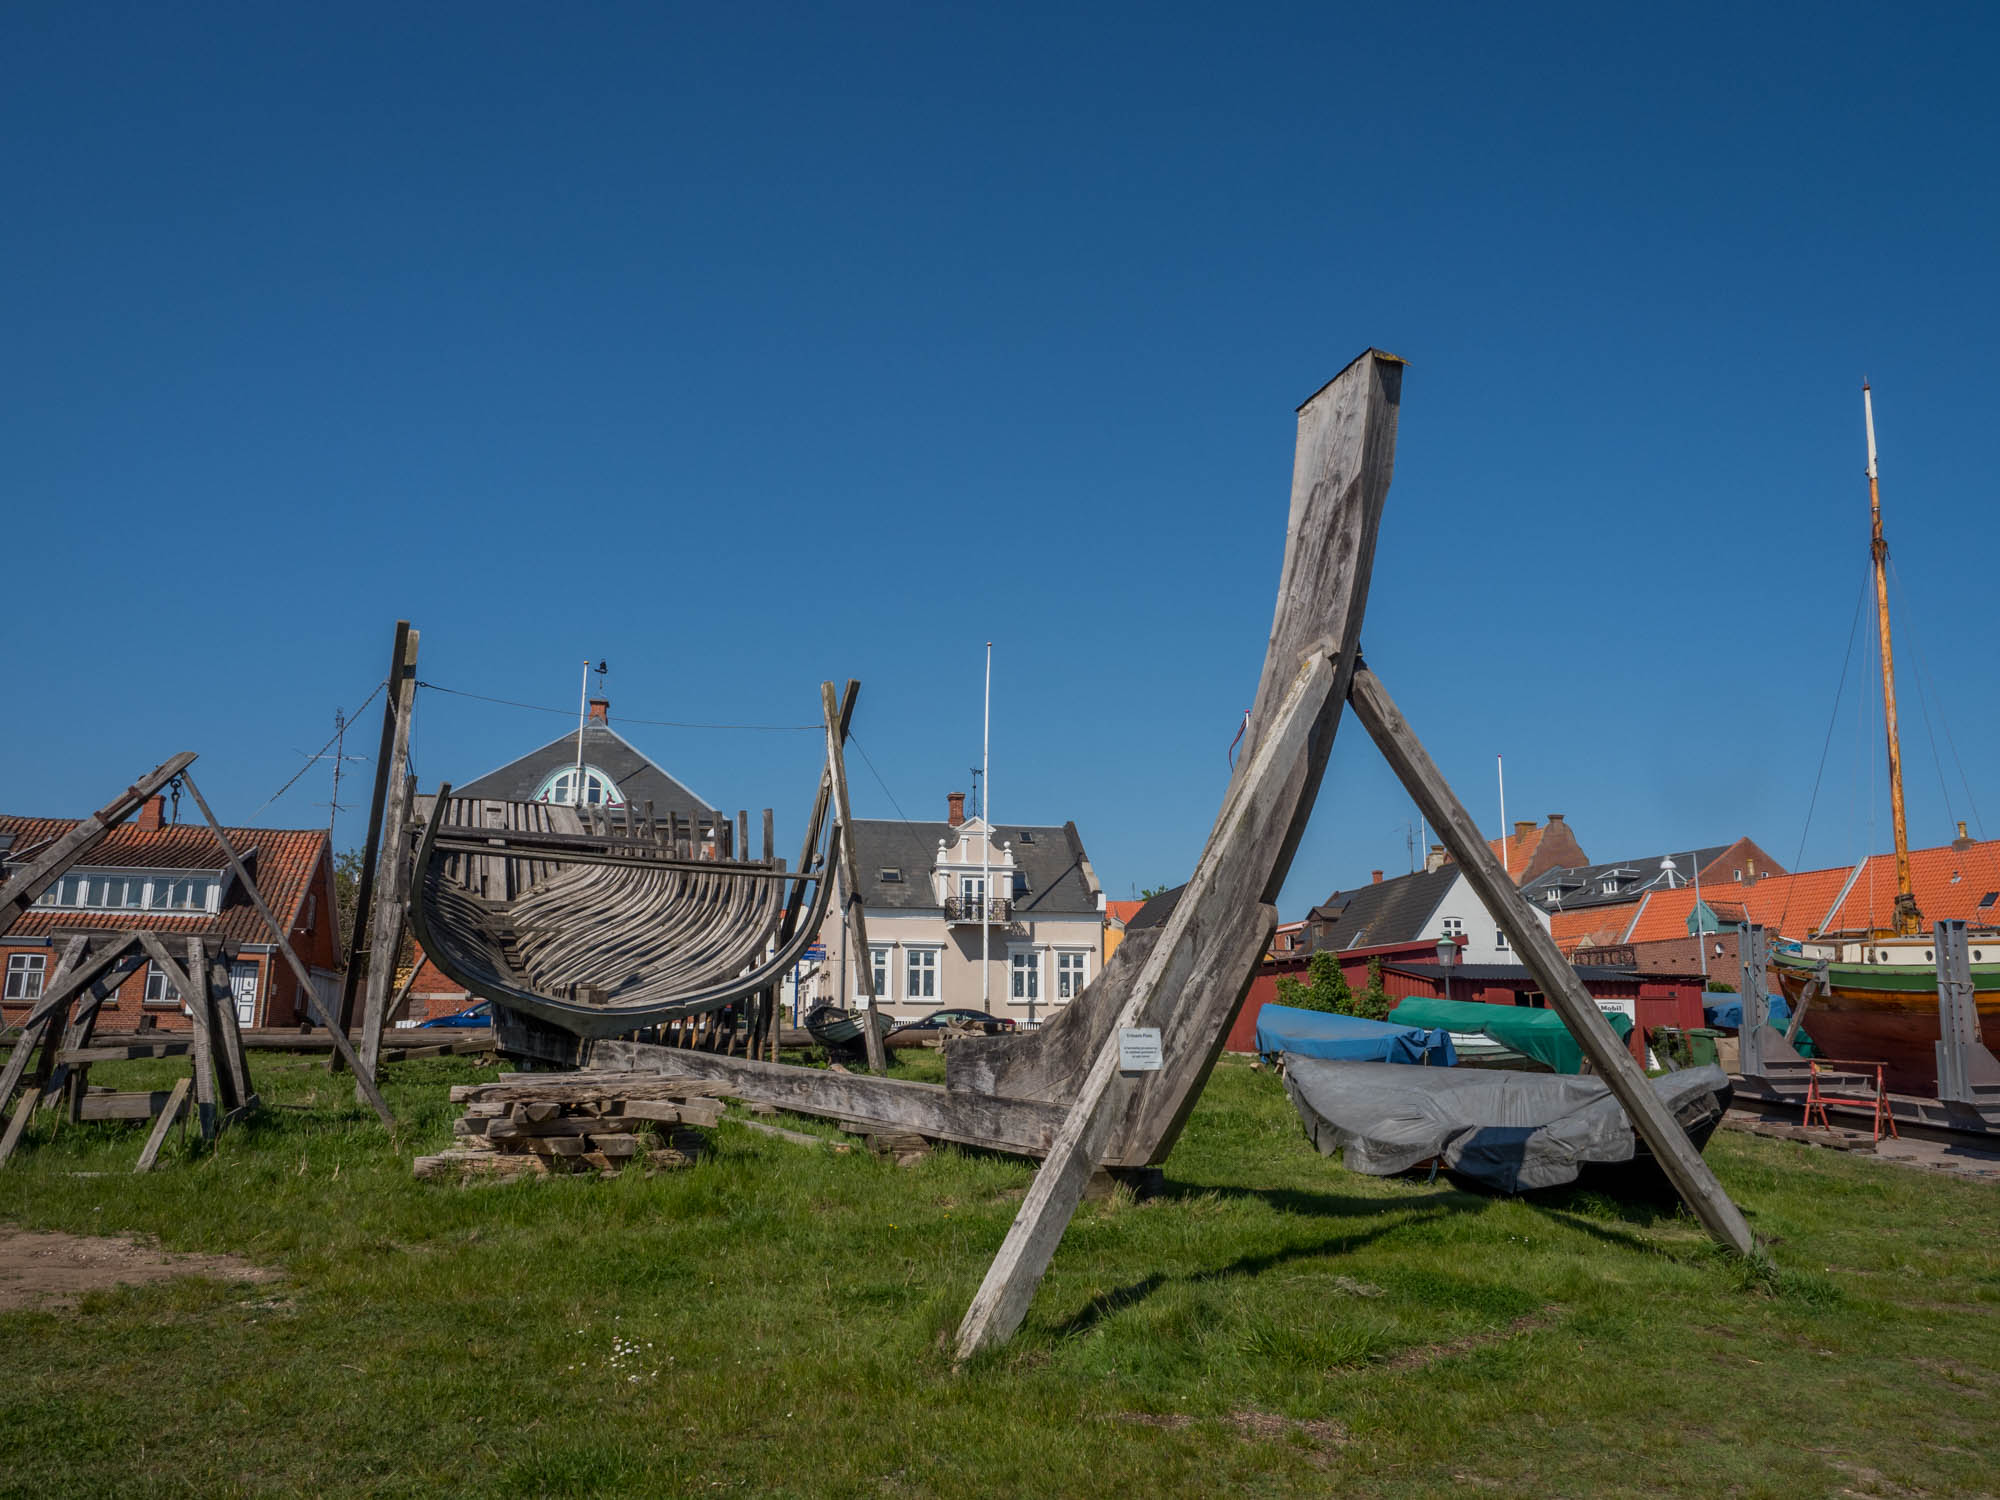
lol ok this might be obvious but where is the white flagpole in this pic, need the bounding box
[573,661,590,806]
[1497,754,1508,877]
[982,642,992,1011]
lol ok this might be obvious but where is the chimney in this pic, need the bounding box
[1425,843,1448,873]
[1514,820,1535,836]
[1546,813,1565,825]
[946,791,966,827]
[1371,869,1383,884]
[136,795,165,832]
[1954,820,1974,852]
[587,697,610,725]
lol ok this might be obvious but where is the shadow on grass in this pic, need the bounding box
[1050,1206,1451,1339]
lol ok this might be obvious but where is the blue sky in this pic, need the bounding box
[5,4,1994,918]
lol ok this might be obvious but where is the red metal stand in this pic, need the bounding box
[1804,1059,1898,1142]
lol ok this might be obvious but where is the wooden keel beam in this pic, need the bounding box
[177,772,397,1129]
[954,647,1337,1364]
[1346,663,1754,1257]
[821,680,886,1073]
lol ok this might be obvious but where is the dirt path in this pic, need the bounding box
[0,1225,277,1312]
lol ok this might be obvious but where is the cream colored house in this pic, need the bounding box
[819,793,1106,1023]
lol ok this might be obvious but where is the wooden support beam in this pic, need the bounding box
[177,772,396,1129]
[358,765,418,1098]
[0,753,198,929]
[335,621,414,1042]
[954,647,1337,1363]
[134,1077,192,1172]
[1346,663,1754,1257]
[821,680,886,1073]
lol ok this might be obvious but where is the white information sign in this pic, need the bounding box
[1117,1026,1164,1072]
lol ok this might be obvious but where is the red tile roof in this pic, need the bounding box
[1552,904,1638,955]
[0,814,331,948]
[1103,899,1146,928]
[1819,838,2000,934]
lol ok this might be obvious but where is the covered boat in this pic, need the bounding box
[1281,1057,1732,1193]
[1253,1004,1456,1066]
[1388,997,1634,1075]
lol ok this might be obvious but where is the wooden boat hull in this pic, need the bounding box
[1774,955,2000,1095]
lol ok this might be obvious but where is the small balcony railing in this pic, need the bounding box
[944,895,1012,925]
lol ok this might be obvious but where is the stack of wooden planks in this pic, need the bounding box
[414,1075,728,1181]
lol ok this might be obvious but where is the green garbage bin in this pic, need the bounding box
[1683,1028,1721,1068]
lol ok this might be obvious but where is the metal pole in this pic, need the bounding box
[982,641,992,1012]
[573,660,590,806]
[1496,754,1507,877]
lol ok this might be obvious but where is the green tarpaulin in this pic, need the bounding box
[1387,997,1633,1076]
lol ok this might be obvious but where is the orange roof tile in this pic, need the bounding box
[1820,838,2000,934]
[1551,903,1638,955]
[1103,899,1146,928]
[0,814,330,947]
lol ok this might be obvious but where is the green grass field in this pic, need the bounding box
[1,1048,1996,1499]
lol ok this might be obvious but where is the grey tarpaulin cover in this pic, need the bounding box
[1281,1057,1732,1192]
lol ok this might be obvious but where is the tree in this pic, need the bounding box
[1354,956,1393,1022]
[1137,884,1173,901]
[334,848,364,950]
[1274,951,1354,1015]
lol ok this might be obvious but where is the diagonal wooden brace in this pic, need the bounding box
[1346,663,1754,1256]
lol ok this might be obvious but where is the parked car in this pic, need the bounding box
[417,1001,492,1029]
[884,1008,1016,1048]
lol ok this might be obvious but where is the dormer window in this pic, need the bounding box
[533,764,626,807]
[34,872,219,913]
[879,869,904,884]
[1545,888,1559,901]
[1017,830,1036,844]
[1600,879,1619,895]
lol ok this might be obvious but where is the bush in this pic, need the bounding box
[1276,951,1397,1021]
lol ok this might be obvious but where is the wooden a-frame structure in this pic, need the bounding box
[0,756,396,1142]
[403,349,1754,1356]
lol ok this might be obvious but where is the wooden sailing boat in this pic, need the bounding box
[1772,383,2000,1092]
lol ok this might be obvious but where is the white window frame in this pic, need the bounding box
[5,953,46,1001]
[32,870,219,914]
[1440,916,1464,936]
[1009,947,1041,1003]
[904,947,939,1002]
[143,961,181,1007]
[1054,949,1088,1001]
[1494,928,1509,951]
[868,945,892,999]
[532,764,627,808]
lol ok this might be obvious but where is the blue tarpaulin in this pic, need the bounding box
[1702,992,1792,1030]
[1255,1004,1458,1066]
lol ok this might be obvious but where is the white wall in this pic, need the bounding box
[1415,871,1551,964]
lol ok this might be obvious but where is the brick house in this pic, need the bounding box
[0,796,340,1031]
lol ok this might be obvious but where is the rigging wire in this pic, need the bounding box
[414,680,820,733]
[1886,562,1958,832]
[846,733,915,826]
[1777,573,1869,939]
[1888,558,1986,839]
[246,678,387,822]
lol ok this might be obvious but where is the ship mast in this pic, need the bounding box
[1865,382,1921,936]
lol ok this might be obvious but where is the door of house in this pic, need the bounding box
[228,960,259,1027]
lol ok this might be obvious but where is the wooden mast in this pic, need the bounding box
[1865,382,1921,936]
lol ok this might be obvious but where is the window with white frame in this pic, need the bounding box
[4,953,46,1001]
[1494,928,1509,951]
[1055,950,1087,1000]
[33,872,217,913]
[532,764,627,807]
[905,948,937,1001]
[143,962,181,1006]
[1441,916,1464,936]
[1011,949,1040,1002]
[868,946,891,998]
